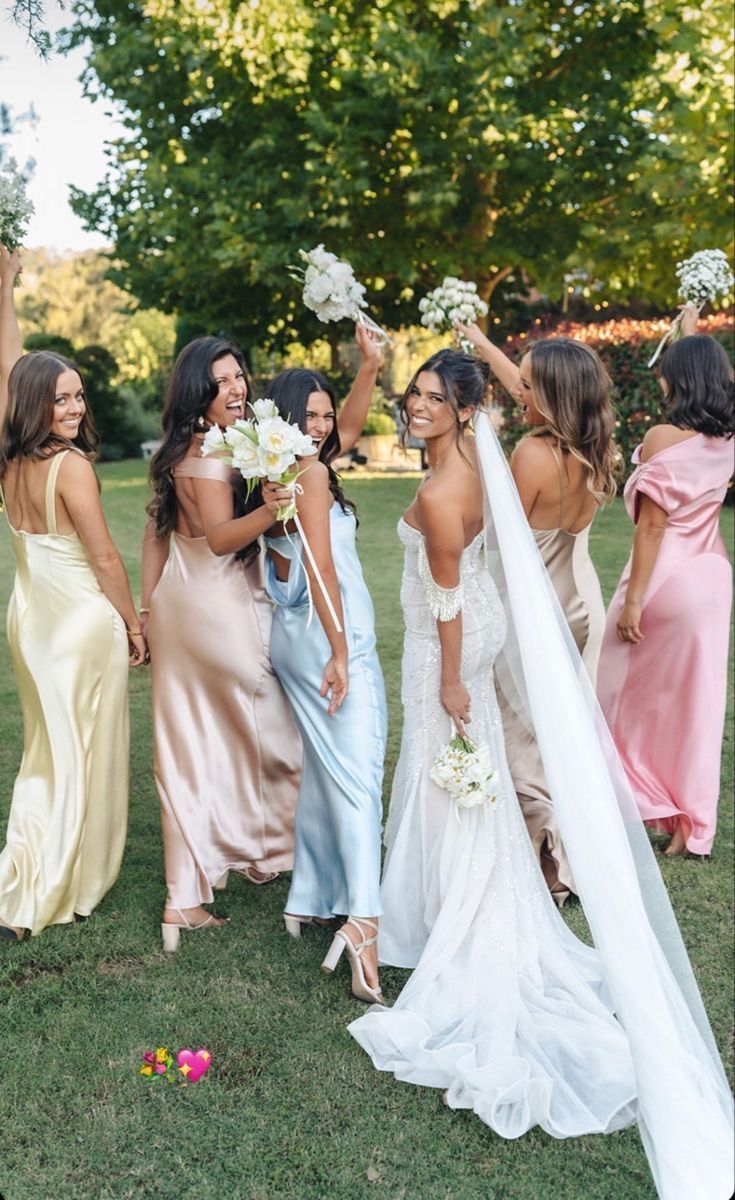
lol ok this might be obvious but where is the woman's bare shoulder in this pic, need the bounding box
[640,424,697,462]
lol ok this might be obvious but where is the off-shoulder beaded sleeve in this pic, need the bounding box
[416,536,464,622]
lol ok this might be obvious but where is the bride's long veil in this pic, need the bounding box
[475,411,733,1200]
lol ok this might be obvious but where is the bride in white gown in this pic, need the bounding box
[348,349,733,1200]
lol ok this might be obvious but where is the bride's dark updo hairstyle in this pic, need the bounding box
[400,348,491,454]
[268,367,355,516]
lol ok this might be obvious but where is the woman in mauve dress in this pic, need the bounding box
[141,338,300,951]
[598,307,734,857]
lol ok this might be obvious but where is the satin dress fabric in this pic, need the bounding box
[264,502,386,919]
[350,519,638,1140]
[498,442,605,899]
[148,457,300,909]
[598,433,734,855]
[0,450,129,935]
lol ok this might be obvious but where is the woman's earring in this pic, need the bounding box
[196,415,207,428]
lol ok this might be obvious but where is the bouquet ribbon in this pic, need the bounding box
[647,306,699,368]
[281,483,344,635]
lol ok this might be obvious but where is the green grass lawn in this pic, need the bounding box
[0,463,732,1200]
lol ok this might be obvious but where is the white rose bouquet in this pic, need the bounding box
[201,397,316,522]
[648,248,734,367]
[430,732,501,813]
[201,398,343,634]
[289,244,391,343]
[419,277,489,352]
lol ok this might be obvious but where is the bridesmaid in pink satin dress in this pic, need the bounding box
[598,313,734,857]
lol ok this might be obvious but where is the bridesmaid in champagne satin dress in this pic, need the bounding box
[598,325,734,858]
[0,243,144,940]
[142,337,300,950]
[456,322,618,902]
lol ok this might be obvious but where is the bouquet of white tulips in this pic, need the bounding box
[430,732,501,813]
[648,249,734,367]
[419,277,488,351]
[289,244,391,342]
[201,397,316,522]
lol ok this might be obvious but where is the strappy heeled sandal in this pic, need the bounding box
[161,908,228,953]
[283,913,342,938]
[239,867,279,885]
[321,917,384,1004]
[214,868,280,891]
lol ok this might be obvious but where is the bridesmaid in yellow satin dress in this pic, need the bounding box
[0,244,145,942]
[141,337,301,951]
[456,321,619,904]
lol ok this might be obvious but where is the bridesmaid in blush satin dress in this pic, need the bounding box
[598,318,734,858]
[456,322,619,903]
[141,337,300,951]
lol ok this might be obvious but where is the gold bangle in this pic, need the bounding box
[139,607,151,614]
[126,628,143,637]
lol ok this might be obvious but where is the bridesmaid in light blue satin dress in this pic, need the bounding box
[259,326,388,1003]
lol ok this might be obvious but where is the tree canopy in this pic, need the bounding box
[65,0,733,349]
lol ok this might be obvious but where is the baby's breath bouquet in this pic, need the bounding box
[289,244,391,343]
[419,277,488,351]
[430,732,501,814]
[648,249,734,367]
[0,158,34,283]
[201,397,316,522]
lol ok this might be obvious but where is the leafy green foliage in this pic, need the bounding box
[64,0,732,348]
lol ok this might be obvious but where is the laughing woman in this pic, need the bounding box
[142,337,301,951]
[259,326,388,1003]
[0,243,144,941]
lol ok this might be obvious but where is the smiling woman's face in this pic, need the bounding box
[50,368,86,440]
[405,370,461,441]
[205,354,248,427]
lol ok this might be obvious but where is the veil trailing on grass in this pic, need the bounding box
[474,410,733,1200]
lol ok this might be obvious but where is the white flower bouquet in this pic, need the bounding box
[201,397,316,522]
[0,158,34,250]
[418,277,489,352]
[201,398,343,634]
[430,732,500,813]
[648,248,735,367]
[289,244,391,343]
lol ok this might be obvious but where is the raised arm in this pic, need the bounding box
[454,320,521,394]
[58,452,146,665]
[292,461,349,715]
[418,486,472,738]
[0,242,23,424]
[336,323,382,454]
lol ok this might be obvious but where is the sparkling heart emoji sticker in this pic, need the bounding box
[177,1048,212,1082]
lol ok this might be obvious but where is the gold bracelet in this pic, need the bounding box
[126,628,143,637]
[139,607,151,614]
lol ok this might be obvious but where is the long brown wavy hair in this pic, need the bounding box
[0,351,98,479]
[147,336,257,561]
[524,338,619,503]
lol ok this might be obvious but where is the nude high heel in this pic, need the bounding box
[161,909,228,953]
[321,918,384,1004]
